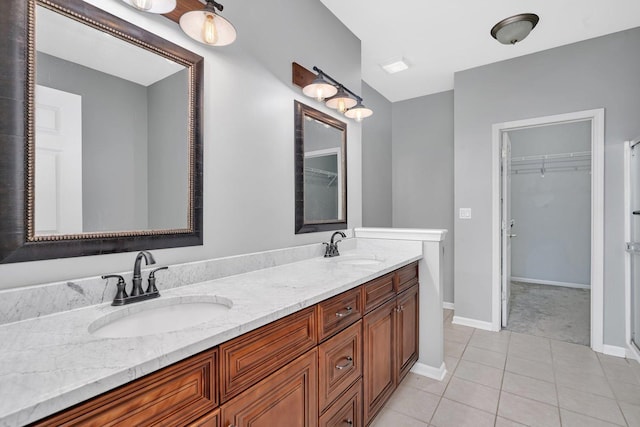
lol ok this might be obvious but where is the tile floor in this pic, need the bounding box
[371,309,640,427]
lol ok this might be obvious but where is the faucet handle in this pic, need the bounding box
[102,275,128,306]
[146,266,168,294]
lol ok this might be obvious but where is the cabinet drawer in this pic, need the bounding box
[221,350,318,427]
[395,262,418,294]
[363,273,395,313]
[319,379,362,427]
[33,349,218,427]
[219,307,317,402]
[318,321,362,413]
[317,287,363,342]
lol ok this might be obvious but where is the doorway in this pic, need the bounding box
[502,122,592,345]
[491,109,605,352]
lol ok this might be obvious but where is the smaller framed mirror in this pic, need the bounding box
[294,101,347,234]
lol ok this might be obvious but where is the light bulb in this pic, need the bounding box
[202,13,218,45]
[315,88,324,102]
[355,111,363,122]
[132,0,153,10]
[337,99,346,113]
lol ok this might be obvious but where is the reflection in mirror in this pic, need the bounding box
[295,101,347,234]
[34,4,189,235]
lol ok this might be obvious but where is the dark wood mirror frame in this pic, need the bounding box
[294,101,347,234]
[0,0,204,264]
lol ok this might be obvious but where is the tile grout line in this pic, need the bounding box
[598,352,631,427]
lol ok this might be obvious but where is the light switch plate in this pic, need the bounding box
[459,208,472,219]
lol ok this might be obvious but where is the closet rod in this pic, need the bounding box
[511,150,591,163]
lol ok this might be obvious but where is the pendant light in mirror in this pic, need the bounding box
[180,0,237,46]
[491,13,539,45]
[122,0,176,13]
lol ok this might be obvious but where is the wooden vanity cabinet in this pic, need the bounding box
[32,262,419,427]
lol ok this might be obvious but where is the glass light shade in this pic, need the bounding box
[491,13,539,45]
[122,0,176,13]
[302,76,338,101]
[325,87,357,113]
[180,10,237,46]
[345,101,373,122]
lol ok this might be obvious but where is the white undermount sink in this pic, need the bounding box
[88,295,233,338]
[335,255,384,266]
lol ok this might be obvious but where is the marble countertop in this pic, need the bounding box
[0,240,422,426]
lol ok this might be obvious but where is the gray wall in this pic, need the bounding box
[148,69,189,229]
[392,90,455,304]
[37,52,148,232]
[1,0,362,289]
[362,82,392,227]
[454,27,640,346]
[509,122,591,286]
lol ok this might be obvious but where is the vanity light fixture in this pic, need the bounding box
[301,66,373,121]
[344,99,373,122]
[121,0,176,14]
[491,13,539,45]
[302,72,338,101]
[325,86,357,113]
[179,0,237,46]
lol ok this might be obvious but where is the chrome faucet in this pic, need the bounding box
[102,251,167,306]
[324,231,346,257]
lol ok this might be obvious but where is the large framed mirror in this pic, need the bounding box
[294,101,347,234]
[0,0,203,263]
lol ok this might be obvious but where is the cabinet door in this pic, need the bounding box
[188,408,219,427]
[33,349,218,427]
[396,285,419,382]
[221,350,318,427]
[362,298,396,425]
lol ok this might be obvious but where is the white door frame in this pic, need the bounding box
[625,138,640,361]
[491,108,605,353]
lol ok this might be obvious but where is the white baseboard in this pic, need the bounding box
[443,302,455,310]
[627,343,640,363]
[511,276,590,290]
[410,362,447,381]
[452,316,499,331]
[601,344,627,358]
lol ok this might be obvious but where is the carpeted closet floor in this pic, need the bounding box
[506,281,590,346]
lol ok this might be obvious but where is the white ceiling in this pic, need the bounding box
[320,0,640,102]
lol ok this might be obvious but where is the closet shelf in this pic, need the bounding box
[511,150,591,164]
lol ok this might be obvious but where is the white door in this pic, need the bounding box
[501,132,514,327]
[35,85,83,235]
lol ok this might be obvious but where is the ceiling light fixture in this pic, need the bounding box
[180,0,237,46]
[381,58,409,74]
[301,66,373,121]
[491,13,539,45]
[121,0,176,14]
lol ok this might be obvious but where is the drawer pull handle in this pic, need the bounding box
[344,420,353,425]
[335,356,353,370]
[336,306,353,317]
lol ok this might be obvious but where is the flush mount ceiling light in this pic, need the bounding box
[302,72,338,101]
[381,57,409,74]
[121,0,176,13]
[299,65,374,121]
[491,13,539,45]
[180,0,237,46]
